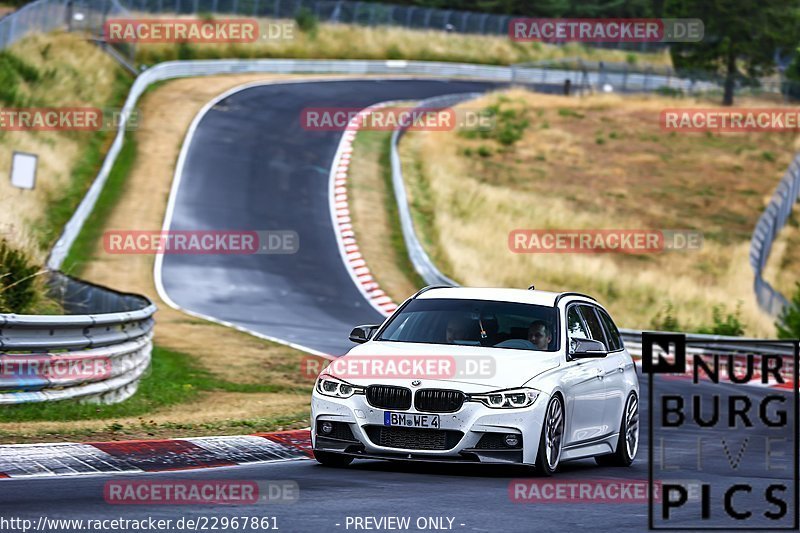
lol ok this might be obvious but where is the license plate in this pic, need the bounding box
[384,411,440,429]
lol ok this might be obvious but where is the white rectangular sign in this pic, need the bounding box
[10,152,37,190]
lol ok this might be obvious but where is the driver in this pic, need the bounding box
[528,320,552,351]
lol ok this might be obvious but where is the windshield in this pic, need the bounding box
[377,298,559,352]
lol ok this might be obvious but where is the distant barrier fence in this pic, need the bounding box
[0,0,129,49]
[0,272,156,404]
[511,60,720,94]
[0,0,68,49]
[115,0,669,53]
[749,153,800,316]
[1,0,674,52]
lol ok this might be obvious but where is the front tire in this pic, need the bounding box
[534,395,565,476]
[313,450,354,467]
[595,392,639,467]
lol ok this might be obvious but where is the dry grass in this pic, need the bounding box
[398,90,798,336]
[134,17,672,67]
[0,32,122,261]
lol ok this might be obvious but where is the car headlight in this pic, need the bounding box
[315,375,364,399]
[469,388,539,409]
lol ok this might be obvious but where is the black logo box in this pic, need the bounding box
[642,333,799,531]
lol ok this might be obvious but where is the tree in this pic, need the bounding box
[776,283,800,339]
[665,0,800,105]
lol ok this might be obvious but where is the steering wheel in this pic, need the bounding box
[494,339,536,350]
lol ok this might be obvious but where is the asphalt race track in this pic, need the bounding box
[158,79,503,356]
[1,80,796,533]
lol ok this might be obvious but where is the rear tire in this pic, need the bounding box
[313,450,354,467]
[533,395,565,476]
[595,392,639,467]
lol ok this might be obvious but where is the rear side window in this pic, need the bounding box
[597,308,623,351]
[566,307,589,341]
[579,306,608,349]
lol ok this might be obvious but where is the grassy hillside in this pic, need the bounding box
[387,90,794,336]
[0,32,127,261]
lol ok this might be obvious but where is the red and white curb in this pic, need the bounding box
[0,430,312,479]
[329,102,404,318]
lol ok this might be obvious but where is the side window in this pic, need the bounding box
[566,307,589,343]
[579,306,608,349]
[597,308,623,351]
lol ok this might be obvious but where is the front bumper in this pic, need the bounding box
[311,390,549,465]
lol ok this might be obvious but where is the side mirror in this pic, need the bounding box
[569,338,607,359]
[349,324,378,344]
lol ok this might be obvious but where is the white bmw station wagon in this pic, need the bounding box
[311,286,639,475]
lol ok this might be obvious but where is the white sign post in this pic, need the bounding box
[10,151,37,190]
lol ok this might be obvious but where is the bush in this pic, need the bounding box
[0,239,41,313]
[697,303,745,336]
[651,303,682,332]
[655,86,683,98]
[776,283,800,339]
[295,7,318,34]
[176,41,195,60]
[0,50,41,106]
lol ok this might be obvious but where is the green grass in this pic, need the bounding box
[60,129,137,276]
[0,411,311,443]
[357,130,426,290]
[0,346,311,423]
[35,71,133,256]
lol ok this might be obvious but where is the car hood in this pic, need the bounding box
[323,341,562,391]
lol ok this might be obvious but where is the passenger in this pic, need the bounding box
[528,320,552,351]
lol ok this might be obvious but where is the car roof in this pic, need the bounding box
[414,286,596,307]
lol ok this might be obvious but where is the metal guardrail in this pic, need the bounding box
[749,153,800,317]
[0,273,156,404]
[389,93,478,287]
